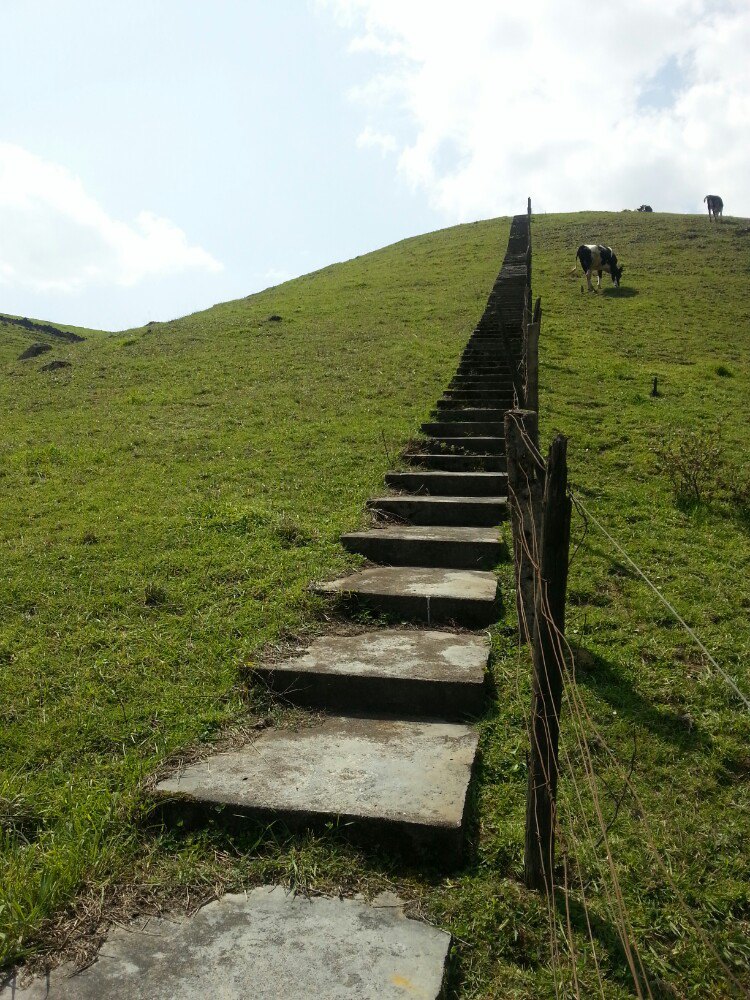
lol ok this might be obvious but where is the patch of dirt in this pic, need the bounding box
[1,314,85,343]
[18,342,52,361]
[39,360,72,372]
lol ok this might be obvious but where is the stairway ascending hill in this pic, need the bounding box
[5,214,531,999]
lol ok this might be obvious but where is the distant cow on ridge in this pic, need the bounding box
[575,244,624,291]
[637,205,653,212]
[704,195,723,221]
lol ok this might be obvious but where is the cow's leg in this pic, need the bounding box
[597,270,603,288]
[585,269,593,291]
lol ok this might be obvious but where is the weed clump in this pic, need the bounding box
[652,426,724,506]
[144,583,169,607]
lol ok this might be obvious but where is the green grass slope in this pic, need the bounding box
[1,212,748,998]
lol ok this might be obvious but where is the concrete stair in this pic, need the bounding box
[1,890,452,999]
[421,435,505,454]
[442,390,514,403]
[385,470,508,496]
[250,629,489,718]
[367,494,507,527]
[341,525,503,568]
[404,451,506,471]
[431,406,507,420]
[315,566,500,626]
[421,421,504,439]
[155,715,479,863]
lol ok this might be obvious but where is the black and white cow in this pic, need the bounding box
[637,204,653,212]
[576,244,624,291]
[704,194,723,221]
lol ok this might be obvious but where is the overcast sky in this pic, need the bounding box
[1,1,748,331]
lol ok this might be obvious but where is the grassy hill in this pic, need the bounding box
[1,212,748,997]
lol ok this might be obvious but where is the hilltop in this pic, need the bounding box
[1,212,748,997]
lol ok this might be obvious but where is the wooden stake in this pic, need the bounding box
[524,434,572,893]
[504,410,544,645]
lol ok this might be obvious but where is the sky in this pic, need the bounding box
[1,1,748,331]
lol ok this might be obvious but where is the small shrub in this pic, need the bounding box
[652,426,724,506]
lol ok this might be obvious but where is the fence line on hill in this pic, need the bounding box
[501,203,745,998]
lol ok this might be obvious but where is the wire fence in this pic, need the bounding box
[505,208,747,998]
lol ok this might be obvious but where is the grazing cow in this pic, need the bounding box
[704,194,723,221]
[637,204,653,212]
[575,244,624,291]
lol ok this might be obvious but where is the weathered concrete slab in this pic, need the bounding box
[385,470,508,496]
[252,628,489,717]
[421,435,504,455]
[1,888,451,999]
[316,566,500,626]
[404,452,506,472]
[421,422,504,438]
[340,526,503,571]
[155,716,479,859]
[442,390,512,403]
[432,406,508,420]
[367,496,507,528]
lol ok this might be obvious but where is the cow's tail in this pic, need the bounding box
[703,195,708,203]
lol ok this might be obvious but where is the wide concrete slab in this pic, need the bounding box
[342,525,504,568]
[367,496,507,527]
[253,629,489,717]
[1,888,451,999]
[385,469,508,497]
[404,453,506,472]
[316,566,500,626]
[421,436,504,455]
[155,716,479,859]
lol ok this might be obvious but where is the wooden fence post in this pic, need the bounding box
[504,409,544,644]
[525,302,541,428]
[527,196,532,217]
[524,434,572,893]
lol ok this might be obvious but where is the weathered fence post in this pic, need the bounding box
[527,196,532,217]
[504,409,544,644]
[524,434,572,893]
[524,299,541,429]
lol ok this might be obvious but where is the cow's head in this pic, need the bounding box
[613,263,624,287]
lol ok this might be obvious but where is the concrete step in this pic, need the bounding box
[367,495,507,527]
[342,524,504,568]
[458,358,507,364]
[2,890,452,999]
[421,436,505,454]
[450,375,513,392]
[251,629,489,718]
[432,405,507,420]
[155,715,480,862]
[403,452,506,472]
[443,390,514,402]
[421,421,504,437]
[457,364,509,374]
[315,566,500,626]
[386,469,508,496]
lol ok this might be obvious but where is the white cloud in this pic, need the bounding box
[319,1,750,218]
[0,143,222,294]
[356,126,398,155]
